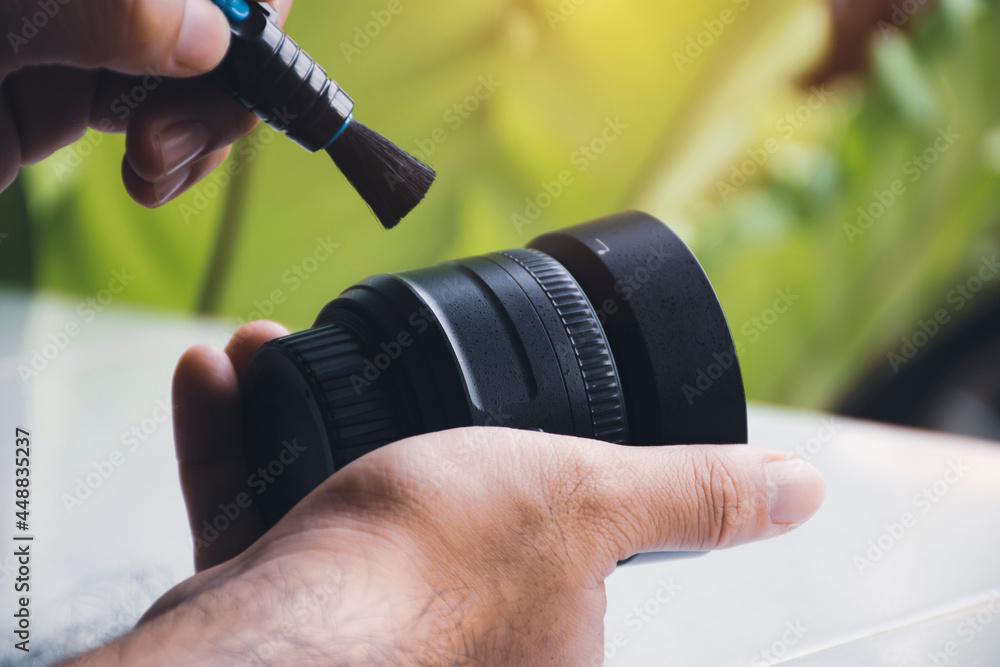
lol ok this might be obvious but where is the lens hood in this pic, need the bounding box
[529,211,746,446]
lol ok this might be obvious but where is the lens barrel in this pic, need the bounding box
[242,211,746,527]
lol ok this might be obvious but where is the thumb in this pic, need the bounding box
[569,438,826,565]
[345,428,825,580]
[2,0,231,76]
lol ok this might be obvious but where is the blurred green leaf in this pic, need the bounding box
[7,0,1000,413]
[0,177,34,288]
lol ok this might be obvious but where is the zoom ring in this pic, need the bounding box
[500,249,628,444]
[271,324,404,467]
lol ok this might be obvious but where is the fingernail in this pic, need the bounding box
[157,122,212,176]
[765,459,825,525]
[154,167,192,206]
[174,0,230,73]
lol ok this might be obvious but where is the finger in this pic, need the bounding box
[118,2,290,182]
[123,77,258,183]
[0,0,294,196]
[89,69,153,134]
[0,81,23,191]
[3,0,231,77]
[173,344,261,571]
[0,66,161,188]
[122,144,230,207]
[224,320,290,381]
[172,321,288,571]
[5,66,96,166]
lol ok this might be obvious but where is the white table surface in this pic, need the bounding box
[1,291,999,666]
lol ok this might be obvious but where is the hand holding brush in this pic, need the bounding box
[210,0,434,229]
[0,0,434,228]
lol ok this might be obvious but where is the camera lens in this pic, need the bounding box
[242,211,746,527]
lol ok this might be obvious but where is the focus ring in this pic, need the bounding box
[267,323,404,467]
[499,249,628,444]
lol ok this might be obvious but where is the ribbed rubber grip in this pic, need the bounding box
[214,2,353,152]
[265,324,404,467]
[500,249,628,444]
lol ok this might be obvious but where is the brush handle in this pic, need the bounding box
[210,0,354,152]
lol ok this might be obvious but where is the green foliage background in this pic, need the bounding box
[2,0,999,410]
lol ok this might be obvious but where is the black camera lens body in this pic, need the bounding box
[242,212,747,527]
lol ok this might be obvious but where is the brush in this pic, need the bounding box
[209,0,434,229]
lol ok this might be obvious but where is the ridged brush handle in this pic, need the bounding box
[211,0,354,152]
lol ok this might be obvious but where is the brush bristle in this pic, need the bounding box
[326,122,435,230]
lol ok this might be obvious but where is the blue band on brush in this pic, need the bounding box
[323,114,354,149]
[211,0,251,24]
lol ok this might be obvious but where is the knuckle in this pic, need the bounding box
[327,428,506,518]
[690,451,753,549]
[318,449,424,519]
